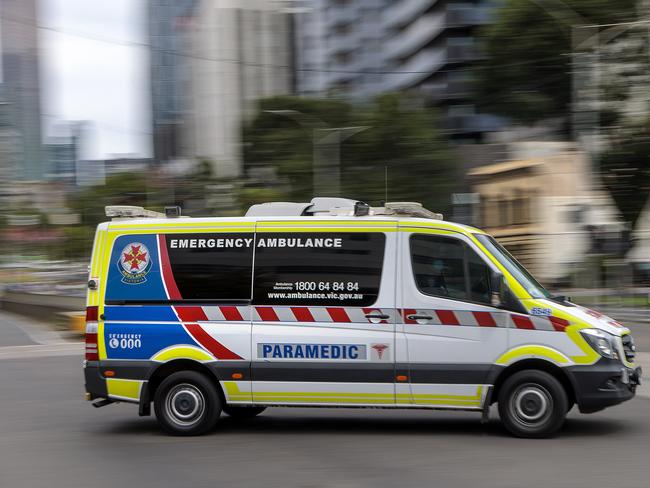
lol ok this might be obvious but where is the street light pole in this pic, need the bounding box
[264,109,369,196]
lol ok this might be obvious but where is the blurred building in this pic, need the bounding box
[0,0,45,180]
[294,0,502,139]
[148,0,199,164]
[185,0,293,178]
[0,95,22,185]
[44,121,88,183]
[628,200,650,284]
[469,142,622,285]
[75,157,152,187]
[294,0,387,98]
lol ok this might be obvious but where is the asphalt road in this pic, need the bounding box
[1,310,650,488]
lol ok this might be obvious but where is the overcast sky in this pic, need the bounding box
[40,0,151,160]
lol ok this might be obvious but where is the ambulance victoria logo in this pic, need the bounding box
[118,242,152,284]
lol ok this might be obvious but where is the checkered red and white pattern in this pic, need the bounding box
[172,305,571,331]
[401,308,570,331]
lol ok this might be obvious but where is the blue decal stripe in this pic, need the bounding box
[104,306,178,322]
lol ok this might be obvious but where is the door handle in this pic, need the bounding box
[365,313,390,323]
[365,313,390,320]
[407,314,433,322]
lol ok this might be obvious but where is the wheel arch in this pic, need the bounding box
[145,359,225,408]
[490,359,576,407]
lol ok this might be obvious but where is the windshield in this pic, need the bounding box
[474,234,552,299]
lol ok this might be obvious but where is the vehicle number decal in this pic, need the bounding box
[530,307,552,317]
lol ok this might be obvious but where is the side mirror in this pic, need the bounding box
[490,271,505,308]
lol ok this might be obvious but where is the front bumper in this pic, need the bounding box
[567,359,641,414]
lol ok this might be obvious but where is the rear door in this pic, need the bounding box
[102,225,255,402]
[397,227,509,409]
[250,220,398,406]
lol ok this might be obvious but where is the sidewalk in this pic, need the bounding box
[0,309,72,347]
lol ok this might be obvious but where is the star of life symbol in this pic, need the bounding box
[118,242,152,284]
[371,343,389,361]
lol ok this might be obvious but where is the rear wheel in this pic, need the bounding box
[154,371,221,436]
[223,405,267,419]
[498,369,568,438]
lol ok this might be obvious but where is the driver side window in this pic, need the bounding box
[410,234,492,305]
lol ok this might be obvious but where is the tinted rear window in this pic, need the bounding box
[166,233,254,300]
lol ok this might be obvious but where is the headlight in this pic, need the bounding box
[580,329,619,360]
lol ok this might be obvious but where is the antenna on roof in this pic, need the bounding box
[384,166,388,204]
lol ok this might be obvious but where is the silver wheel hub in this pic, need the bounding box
[165,384,205,426]
[511,385,552,425]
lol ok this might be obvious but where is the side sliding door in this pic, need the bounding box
[250,221,398,406]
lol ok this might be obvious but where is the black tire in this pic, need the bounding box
[497,369,568,438]
[153,371,221,436]
[223,405,267,419]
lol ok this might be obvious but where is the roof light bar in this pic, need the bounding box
[105,206,166,219]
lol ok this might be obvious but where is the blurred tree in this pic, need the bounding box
[172,158,216,216]
[68,172,152,229]
[244,94,457,213]
[476,0,638,126]
[244,96,352,202]
[65,172,155,258]
[599,123,650,230]
[344,94,456,213]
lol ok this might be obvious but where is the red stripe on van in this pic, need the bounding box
[184,323,242,360]
[327,307,350,323]
[549,316,570,332]
[220,306,244,322]
[512,315,535,329]
[436,310,460,326]
[176,306,208,322]
[402,309,417,324]
[256,307,279,322]
[291,307,314,322]
[473,311,497,327]
[157,234,182,300]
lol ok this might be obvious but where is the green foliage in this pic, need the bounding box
[599,123,650,228]
[64,172,154,258]
[244,94,457,213]
[344,94,456,213]
[244,96,352,202]
[56,226,95,260]
[476,0,638,124]
[68,172,152,229]
[62,161,235,257]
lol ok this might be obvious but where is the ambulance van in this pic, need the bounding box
[84,198,640,438]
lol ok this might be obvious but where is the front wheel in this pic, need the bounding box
[498,370,568,438]
[154,371,221,436]
[223,405,267,419]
